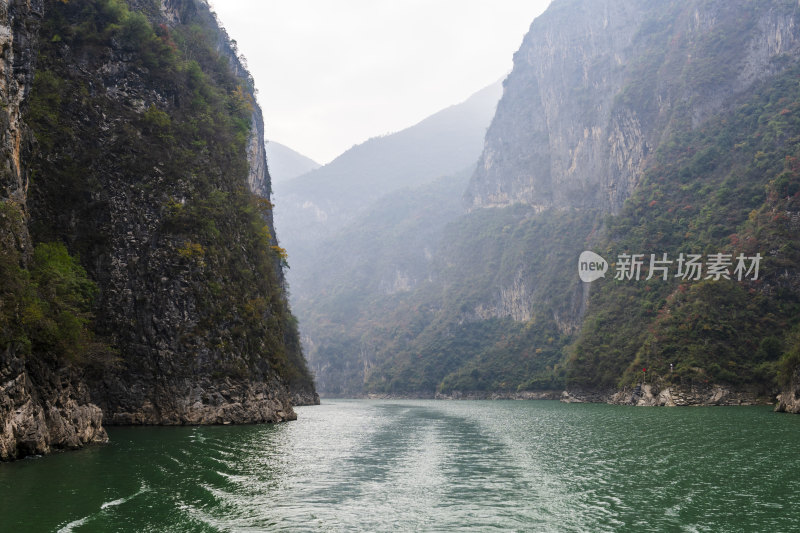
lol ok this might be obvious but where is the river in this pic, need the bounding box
[1,400,798,532]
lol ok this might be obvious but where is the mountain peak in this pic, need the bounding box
[266,140,321,183]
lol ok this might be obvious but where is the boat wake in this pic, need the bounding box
[57,483,149,533]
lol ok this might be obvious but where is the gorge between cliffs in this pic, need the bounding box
[3,0,800,530]
[3,0,800,465]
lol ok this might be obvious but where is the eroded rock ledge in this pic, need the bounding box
[292,388,321,407]
[0,351,107,461]
[775,392,800,413]
[97,377,298,425]
[776,371,800,413]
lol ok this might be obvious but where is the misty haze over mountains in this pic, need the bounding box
[265,141,321,183]
[271,0,800,405]
[270,81,502,394]
[271,81,503,241]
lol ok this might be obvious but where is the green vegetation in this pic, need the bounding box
[568,62,800,392]
[778,325,800,388]
[359,206,597,395]
[0,205,105,365]
[23,0,312,389]
[297,177,599,395]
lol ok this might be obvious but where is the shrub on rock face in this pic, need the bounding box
[0,229,106,366]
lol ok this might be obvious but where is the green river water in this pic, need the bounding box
[1,400,799,532]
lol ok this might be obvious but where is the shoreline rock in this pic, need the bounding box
[0,351,108,461]
[775,369,800,413]
[564,383,773,407]
[291,388,321,407]
[327,386,775,407]
[435,390,561,401]
[93,376,299,426]
[775,391,800,413]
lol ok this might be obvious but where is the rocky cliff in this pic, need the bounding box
[464,0,800,400]
[467,0,800,214]
[0,0,316,460]
[0,0,107,461]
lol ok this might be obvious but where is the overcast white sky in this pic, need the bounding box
[210,1,551,164]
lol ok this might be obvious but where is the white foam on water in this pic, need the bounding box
[57,482,150,531]
[56,515,90,533]
[99,498,126,510]
[99,482,150,510]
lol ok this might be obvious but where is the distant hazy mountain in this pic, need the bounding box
[273,81,503,244]
[295,169,472,395]
[265,141,320,183]
[272,82,503,396]
[267,141,321,186]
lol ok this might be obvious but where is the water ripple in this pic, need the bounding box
[3,401,800,531]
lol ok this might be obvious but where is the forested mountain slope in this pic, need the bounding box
[305,0,800,404]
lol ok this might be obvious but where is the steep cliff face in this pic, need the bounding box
[0,0,107,460]
[467,0,649,211]
[1,0,315,459]
[517,0,800,397]
[461,0,800,353]
[467,0,800,214]
[27,0,315,424]
[0,0,40,209]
